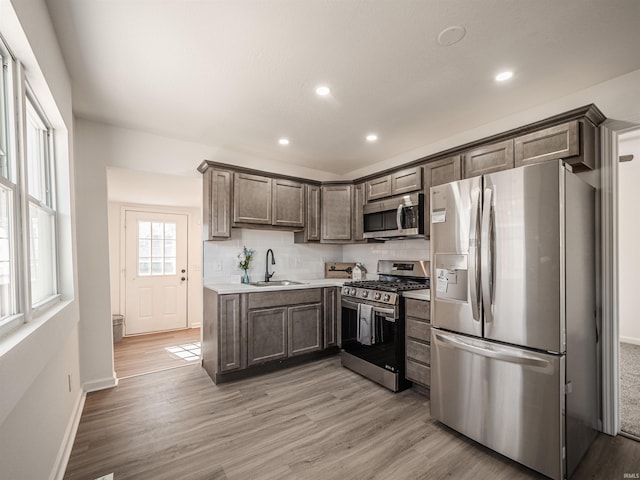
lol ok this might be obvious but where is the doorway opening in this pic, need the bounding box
[108,203,201,379]
[618,127,640,440]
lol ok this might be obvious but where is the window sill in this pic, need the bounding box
[0,299,74,357]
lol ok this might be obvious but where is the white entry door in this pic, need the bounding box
[124,210,188,335]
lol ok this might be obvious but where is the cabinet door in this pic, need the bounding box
[272,179,304,227]
[391,166,422,195]
[423,155,462,238]
[352,182,366,242]
[323,287,338,348]
[233,173,272,224]
[247,307,287,365]
[306,184,321,241]
[203,169,231,239]
[219,294,243,372]
[514,121,579,168]
[366,175,392,201]
[288,303,322,356]
[321,185,352,242]
[463,139,514,178]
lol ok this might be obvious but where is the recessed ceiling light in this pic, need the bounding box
[437,26,466,46]
[278,138,290,146]
[315,85,331,96]
[495,71,513,82]
[366,134,378,142]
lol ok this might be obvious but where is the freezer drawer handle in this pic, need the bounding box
[468,187,482,322]
[434,333,550,368]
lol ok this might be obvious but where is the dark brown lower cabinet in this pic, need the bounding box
[203,287,338,383]
[323,287,338,348]
[405,298,431,388]
[288,304,322,356]
[247,307,288,365]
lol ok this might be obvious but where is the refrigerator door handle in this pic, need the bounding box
[481,187,494,323]
[468,187,482,322]
[434,333,550,368]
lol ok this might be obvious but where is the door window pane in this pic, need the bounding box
[137,220,177,276]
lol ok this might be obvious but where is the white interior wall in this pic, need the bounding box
[618,130,640,345]
[0,1,81,479]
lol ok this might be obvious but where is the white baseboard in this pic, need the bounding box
[50,389,86,480]
[84,373,118,393]
[620,336,640,346]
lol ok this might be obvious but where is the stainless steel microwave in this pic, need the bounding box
[363,192,425,239]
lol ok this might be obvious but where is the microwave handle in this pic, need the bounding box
[396,204,403,230]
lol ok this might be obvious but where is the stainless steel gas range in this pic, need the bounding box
[340,260,429,392]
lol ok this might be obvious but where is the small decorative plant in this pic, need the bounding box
[238,245,255,283]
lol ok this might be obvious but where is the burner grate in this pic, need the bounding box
[344,280,428,293]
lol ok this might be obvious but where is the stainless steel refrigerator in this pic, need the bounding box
[430,160,598,480]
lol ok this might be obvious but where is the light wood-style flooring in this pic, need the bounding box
[65,356,640,480]
[114,328,201,378]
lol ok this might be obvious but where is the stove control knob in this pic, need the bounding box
[350,288,357,296]
[383,294,391,302]
[374,292,382,300]
[362,291,369,298]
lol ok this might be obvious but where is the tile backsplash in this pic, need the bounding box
[203,229,342,283]
[342,239,430,278]
[203,229,429,283]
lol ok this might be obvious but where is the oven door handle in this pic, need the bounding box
[342,299,396,320]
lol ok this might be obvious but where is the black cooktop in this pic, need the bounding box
[344,279,428,293]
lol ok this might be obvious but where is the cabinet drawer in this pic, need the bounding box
[406,319,430,341]
[405,298,430,321]
[248,288,322,309]
[406,360,431,387]
[406,339,430,365]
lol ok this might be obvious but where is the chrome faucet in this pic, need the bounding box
[265,249,276,282]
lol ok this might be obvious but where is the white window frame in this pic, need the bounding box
[0,36,60,336]
[24,87,59,310]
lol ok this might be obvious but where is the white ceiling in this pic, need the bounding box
[46,0,640,176]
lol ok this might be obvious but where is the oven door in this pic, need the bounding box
[341,298,401,373]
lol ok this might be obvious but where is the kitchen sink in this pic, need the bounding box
[250,280,304,287]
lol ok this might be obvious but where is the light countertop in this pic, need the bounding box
[204,278,347,294]
[402,289,431,301]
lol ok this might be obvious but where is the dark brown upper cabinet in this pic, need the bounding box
[423,155,462,238]
[366,166,423,201]
[514,120,595,171]
[463,139,515,179]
